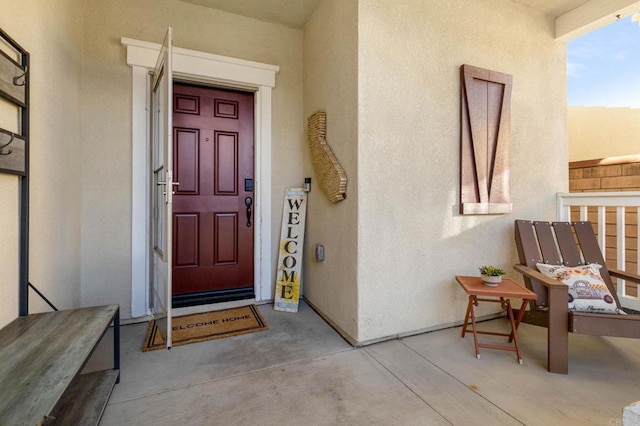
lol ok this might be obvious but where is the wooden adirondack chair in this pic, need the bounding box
[513,220,640,374]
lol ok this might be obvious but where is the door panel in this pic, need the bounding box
[174,213,199,267]
[215,132,238,195]
[175,94,199,114]
[215,213,238,264]
[172,83,254,300]
[174,128,199,194]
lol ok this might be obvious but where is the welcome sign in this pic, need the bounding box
[274,188,308,312]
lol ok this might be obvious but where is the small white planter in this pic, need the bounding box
[481,275,502,286]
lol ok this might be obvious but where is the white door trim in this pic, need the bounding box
[122,37,278,317]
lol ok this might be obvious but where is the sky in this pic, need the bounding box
[567,15,640,108]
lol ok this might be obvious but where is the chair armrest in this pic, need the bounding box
[513,264,567,289]
[609,268,640,284]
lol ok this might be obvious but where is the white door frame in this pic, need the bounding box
[122,37,279,317]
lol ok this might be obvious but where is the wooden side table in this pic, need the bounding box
[455,275,537,364]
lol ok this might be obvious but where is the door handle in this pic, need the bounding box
[245,197,253,227]
[157,181,180,196]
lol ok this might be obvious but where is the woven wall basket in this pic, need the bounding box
[307,111,347,203]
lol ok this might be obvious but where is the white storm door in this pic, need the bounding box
[150,27,174,349]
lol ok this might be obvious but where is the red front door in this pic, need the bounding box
[172,83,254,306]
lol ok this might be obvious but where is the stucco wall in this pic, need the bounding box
[357,0,568,342]
[303,0,359,341]
[0,0,83,327]
[0,0,572,342]
[80,0,304,318]
[568,106,640,162]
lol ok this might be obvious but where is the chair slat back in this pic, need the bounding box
[553,221,582,266]
[515,220,548,307]
[573,221,619,306]
[534,221,562,265]
[573,221,606,265]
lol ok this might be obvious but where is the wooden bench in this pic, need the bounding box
[0,305,120,425]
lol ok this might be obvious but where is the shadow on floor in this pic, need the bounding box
[98,301,640,425]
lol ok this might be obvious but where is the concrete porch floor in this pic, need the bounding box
[98,301,640,425]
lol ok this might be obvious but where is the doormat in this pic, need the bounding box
[142,305,267,352]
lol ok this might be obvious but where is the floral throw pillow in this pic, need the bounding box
[536,263,626,315]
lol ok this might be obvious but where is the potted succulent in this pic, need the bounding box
[479,265,506,286]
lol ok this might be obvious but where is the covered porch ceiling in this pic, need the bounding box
[180,0,640,41]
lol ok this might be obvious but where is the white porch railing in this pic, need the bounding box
[557,191,640,311]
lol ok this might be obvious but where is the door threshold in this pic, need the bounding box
[172,298,258,317]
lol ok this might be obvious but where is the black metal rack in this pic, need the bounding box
[0,28,31,316]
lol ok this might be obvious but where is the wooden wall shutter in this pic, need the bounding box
[460,64,512,215]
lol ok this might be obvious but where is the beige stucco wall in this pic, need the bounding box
[0,0,84,327]
[303,0,359,341]
[356,0,568,342]
[569,106,640,162]
[0,0,571,343]
[80,0,304,318]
